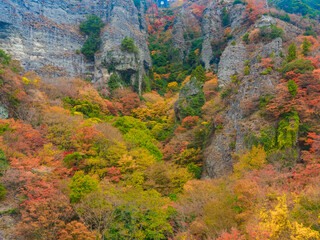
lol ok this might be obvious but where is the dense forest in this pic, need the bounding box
[0,0,320,239]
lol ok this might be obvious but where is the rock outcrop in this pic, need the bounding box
[203,37,284,178]
[217,42,248,86]
[203,16,309,178]
[201,0,246,70]
[0,0,151,92]
[0,0,96,79]
[94,0,151,94]
[0,105,8,119]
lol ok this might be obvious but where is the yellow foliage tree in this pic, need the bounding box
[259,195,320,240]
[233,145,266,178]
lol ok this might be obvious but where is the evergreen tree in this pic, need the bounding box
[222,7,230,27]
[80,15,104,61]
[302,38,312,56]
[287,43,297,62]
[191,65,207,83]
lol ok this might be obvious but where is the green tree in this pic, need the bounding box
[222,7,230,27]
[191,65,207,83]
[80,15,104,61]
[287,80,298,97]
[302,38,312,56]
[80,15,104,36]
[277,112,300,149]
[69,171,99,203]
[287,43,297,62]
[77,185,173,240]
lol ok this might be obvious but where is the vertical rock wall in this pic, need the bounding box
[0,0,151,92]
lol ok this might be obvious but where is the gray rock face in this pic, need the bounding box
[95,0,151,94]
[251,38,283,65]
[0,0,151,92]
[0,105,9,119]
[203,38,283,178]
[171,7,201,61]
[217,42,248,86]
[201,1,246,70]
[0,0,97,79]
[255,15,276,28]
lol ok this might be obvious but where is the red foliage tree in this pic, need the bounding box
[246,0,267,23]
[181,116,199,129]
[119,92,141,115]
[58,221,96,240]
[0,119,45,156]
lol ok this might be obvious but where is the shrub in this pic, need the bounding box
[179,91,205,118]
[221,89,231,99]
[0,148,8,176]
[81,36,101,61]
[233,0,245,5]
[282,59,315,74]
[113,116,147,134]
[280,13,290,22]
[259,24,283,40]
[144,162,192,195]
[108,73,125,92]
[124,129,163,160]
[0,183,6,199]
[259,94,274,109]
[242,33,249,44]
[121,37,136,53]
[80,15,104,36]
[244,66,250,75]
[304,27,317,38]
[234,145,266,178]
[0,49,11,65]
[187,163,201,179]
[63,97,101,119]
[154,66,167,74]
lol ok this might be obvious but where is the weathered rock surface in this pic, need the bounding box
[0,105,9,119]
[203,38,283,178]
[0,0,96,79]
[201,0,246,70]
[94,0,151,94]
[172,7,201,61]
[217,42,248,86]
[0,0,151,92]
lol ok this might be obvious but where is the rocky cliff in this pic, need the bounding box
[0,0,151,92]
[203,16,305,178]
[94,0,151,94]
[201,0,246,70]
